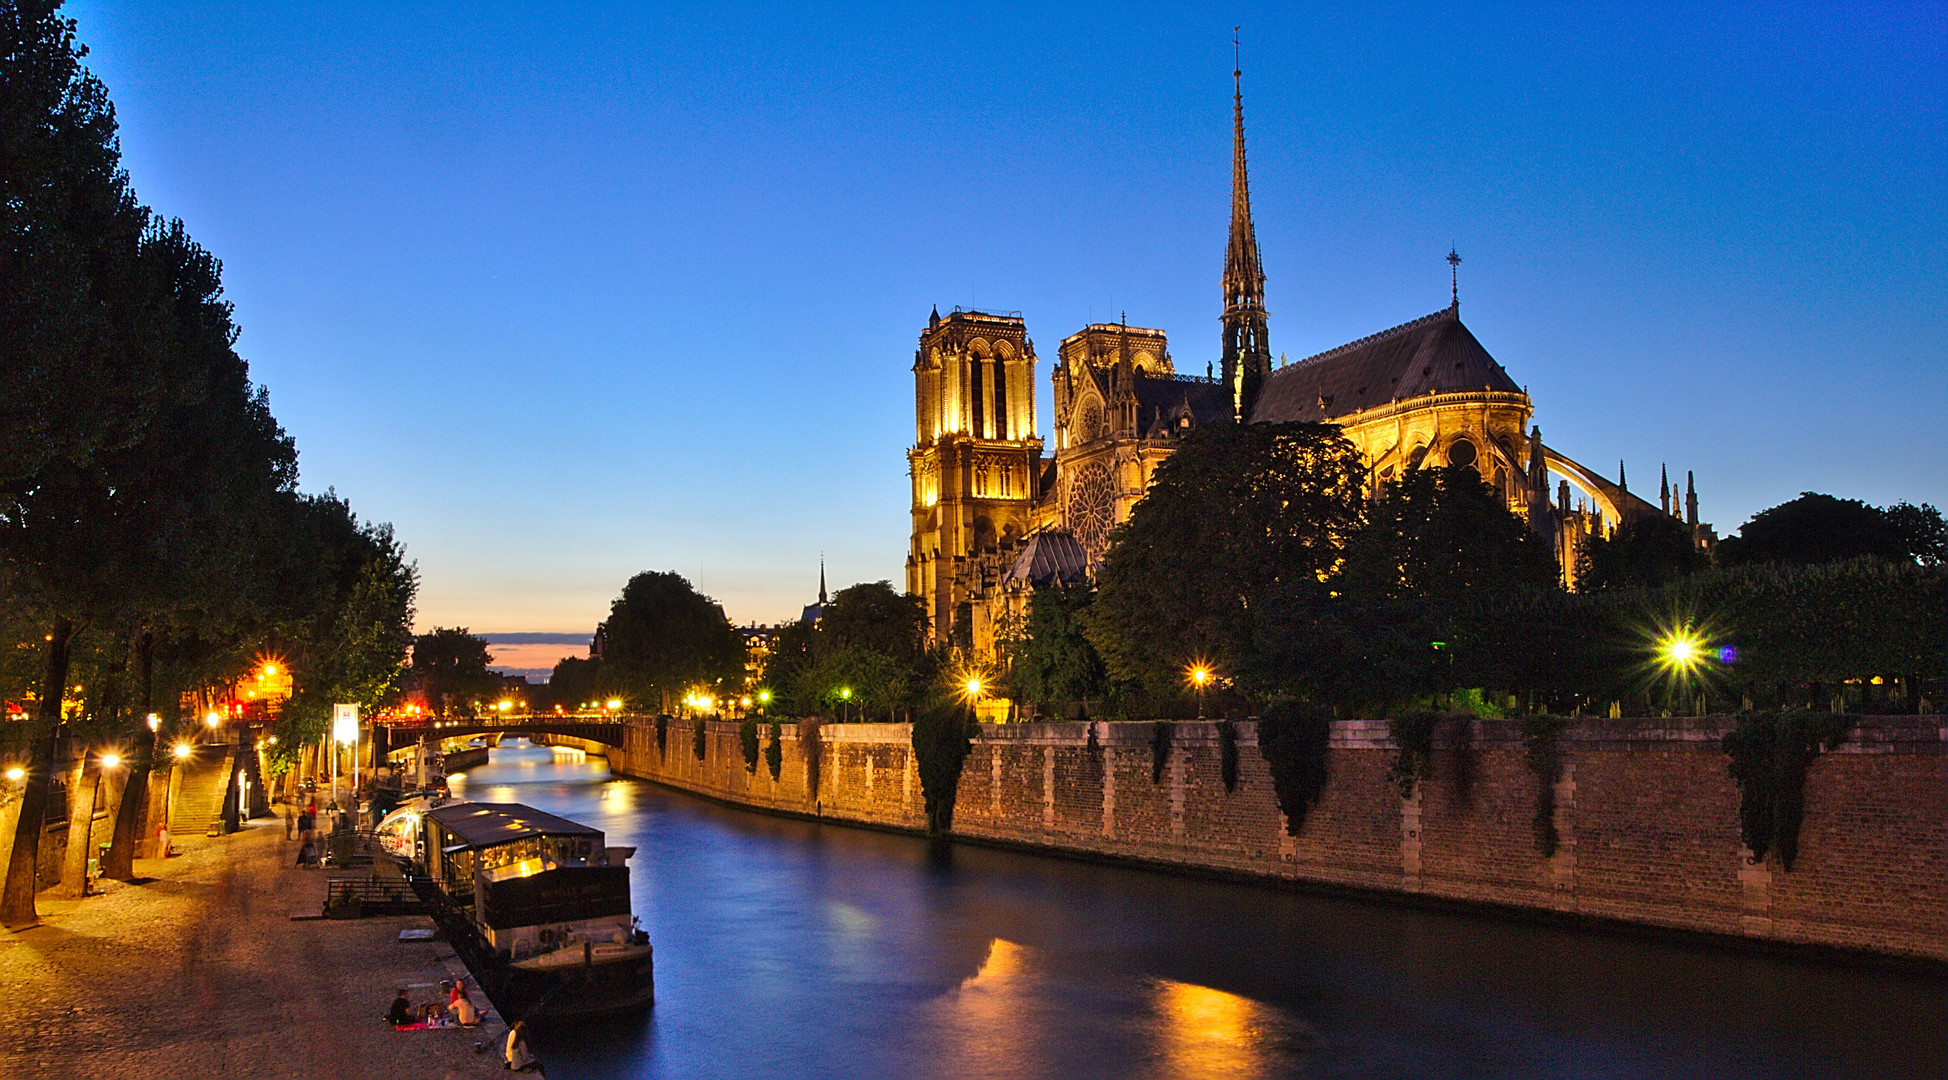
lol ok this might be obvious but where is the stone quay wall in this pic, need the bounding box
[602,714,1946,964]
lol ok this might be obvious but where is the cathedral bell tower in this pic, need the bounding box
[906,308,1043,642]
[1221,55,1272,422]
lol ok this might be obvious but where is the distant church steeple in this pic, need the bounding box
[819,558,827,605]
[1221,30,1271,423]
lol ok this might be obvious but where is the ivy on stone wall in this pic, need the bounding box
[912,705,974,835]
[1256,699,1333,836]
[1150,720,1174,784]
[798,718,822,800]
[692,718,706,761]
[1520,715,1571,857]
[739,716,760,773]
[766,721,783,781]
[1216,720,1239,793]
[1386,712,1440,798]
[655,713,668,756]
[1722,712,1851,871]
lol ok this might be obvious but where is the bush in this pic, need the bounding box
[1520,716,1571,857]
[1385,712,1440,797]
[1722,712,1851,870]
[798,718,822,799]
[912,705,974,835]
[739,716,760,773]
[1149,720,1174,784]
[765,721,783,781]
[1216,720,1239,793]
[1256,700,1332,836]
[655,713,668,755]
[692,718,706,761]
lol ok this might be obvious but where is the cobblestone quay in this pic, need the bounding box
[0,812,508,1080]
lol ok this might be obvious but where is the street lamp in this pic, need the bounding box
[1657,628,1706,714]
[1188,664,1212,719]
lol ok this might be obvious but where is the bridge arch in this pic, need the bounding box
[372,717,629,758]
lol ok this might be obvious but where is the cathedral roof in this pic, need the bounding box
[1133,373,1232,434]
[1001,530,1091,590]
[1249,305,1523,424]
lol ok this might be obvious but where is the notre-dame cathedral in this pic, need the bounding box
[907,69,1713,656]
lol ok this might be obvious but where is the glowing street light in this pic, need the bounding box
[1188,664,1213,719]
[606,698,623,712]
[4,767,23,782]
[1657,628,1708,714]
[145,713,161,732]
[99,752,122,770]
[173,743,193,760]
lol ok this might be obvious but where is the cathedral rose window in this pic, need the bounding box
[1067,461,1117,557]
[1447,438,1477,468]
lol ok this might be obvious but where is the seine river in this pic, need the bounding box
[450,742,1944,1080]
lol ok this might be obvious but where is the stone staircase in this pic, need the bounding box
[169,743,236,838]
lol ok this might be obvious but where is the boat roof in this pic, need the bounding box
[425,801,602,848]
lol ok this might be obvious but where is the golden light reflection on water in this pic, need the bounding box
[922,939,1296,1080]
[1150,977,1281,1079]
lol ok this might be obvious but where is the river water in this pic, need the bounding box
[449,742,1943,1080]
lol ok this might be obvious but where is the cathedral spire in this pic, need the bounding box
[819,557,827,605]
[1221,28,1271,423]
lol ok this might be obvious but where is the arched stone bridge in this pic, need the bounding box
[371,715,629,757]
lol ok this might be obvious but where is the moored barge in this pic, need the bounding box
[378,799,654,1020]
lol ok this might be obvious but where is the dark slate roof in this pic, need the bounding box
[1133,373,1232,433]
[428,801,603,848]
[1249,305,1522,424]
[1002,530,1091,588]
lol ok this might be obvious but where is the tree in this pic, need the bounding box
[1004,582,1105,715]
[1084,422,1367,703]
[1338,465,1560,603]
[1575,513,1709,592]
[770,582,938,720]
[0,3,308,921]
[537,655,601,712]
[411,628,497,718]
[1715,493,1942,567]
[595,572,744,711]
[819,581,928,662]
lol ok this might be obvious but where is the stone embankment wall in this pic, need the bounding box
[605,715,1946,964]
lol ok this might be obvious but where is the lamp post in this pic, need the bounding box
[1188,665,1212,719]
[1659,630,1704,715]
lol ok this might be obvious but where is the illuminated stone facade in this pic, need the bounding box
[906,73,1711,656]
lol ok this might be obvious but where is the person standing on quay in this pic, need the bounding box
[505,1020,542,1073]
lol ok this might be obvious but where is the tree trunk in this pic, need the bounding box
[54,755,99,899]
[102,632,155,881]
[2,619,74,926]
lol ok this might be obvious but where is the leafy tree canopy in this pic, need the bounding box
[1716,493,1944,567]
[1337,464,1560,603]
[596,571,744,710]
[1084,422,1366,699]
[411,627,497,718]
[1575,512,1708,592]
[769,582,939,719]
[1004,581,1105,713]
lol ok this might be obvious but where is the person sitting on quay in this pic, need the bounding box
[443,980,481,1027]
[385,989,414,1028]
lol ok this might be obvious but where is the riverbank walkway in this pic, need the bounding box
[0,807,511,1079]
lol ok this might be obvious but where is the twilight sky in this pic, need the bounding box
[66,2,1946,669]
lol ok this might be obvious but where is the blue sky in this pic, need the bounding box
[66,1,1946,645]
